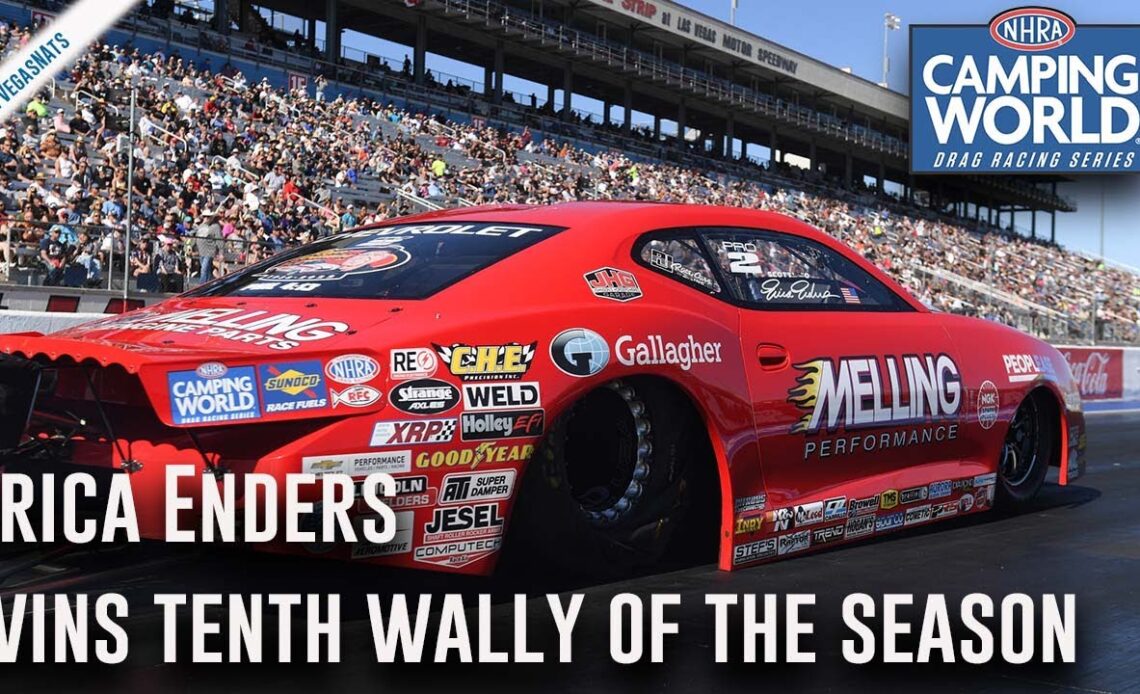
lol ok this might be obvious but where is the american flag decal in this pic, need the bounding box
[840,287,861,304]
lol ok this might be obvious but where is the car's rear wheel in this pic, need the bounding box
[997,390,1055,509]
[507,377,713,579]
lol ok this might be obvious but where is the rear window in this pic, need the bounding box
[189,222,564,299]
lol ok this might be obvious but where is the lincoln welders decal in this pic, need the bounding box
[911,7,1140,172]
[788,355,962,460]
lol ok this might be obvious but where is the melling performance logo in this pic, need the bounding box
[787,354,962,460]
[911,8,1140,173]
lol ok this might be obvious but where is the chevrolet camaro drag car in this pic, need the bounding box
[0,202,1087,575]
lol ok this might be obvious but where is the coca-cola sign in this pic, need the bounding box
[1059,347,1123,400]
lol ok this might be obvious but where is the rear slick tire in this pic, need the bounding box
[997,391,1055,511]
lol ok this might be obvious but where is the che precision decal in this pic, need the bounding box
[911,7,1140,172]
[788,354,963,460]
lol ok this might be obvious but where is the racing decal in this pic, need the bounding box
[959,493,976,513]
[332,384,382,409]
[302,450,412,476]
[325,354,380,385]
[928,480,953,499]
[733,538,776,565]
[389,379,461,415]
[257,246,411,284]
[769,507,794,532]
[351,510,415,559]
[788,354,962,460]
[550,328,610,377]
[1002,353,1056,383]
[460,410,545,441]
[904,504,934,526]
[370,419,456,447]
[390,348,439,380]
[614,335,723,371]
[812,524,846,545]
[95,308,350,351]
[793,501,825,528]
[734,515,763,535]
[974,472,997,487]
[355,475,438,512]
[423,503,505,544]
[414,443,535,470]
[584,267,643,302]
[975,484,995,509]
[462,382,541,411]
[752,278,841,304]
[845,514,876,539]
[439,470,516,505]
[899,486,929,505]
[434,342,537,381]
[875,511,905,532]
[168,365,259,425]
[413,537,502,569]
[260,361,329,414]
[880,489,900,510]
[777,529,811,556]
[977,380,999,429]
[733,493,767,516]
[823,496,847,520]
[355,223,551,238]
[647,248,721,292]
[930,500,959,520]
[848,494,880,516]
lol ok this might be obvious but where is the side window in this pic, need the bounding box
[637,235,722,295]
[702,230,910,311]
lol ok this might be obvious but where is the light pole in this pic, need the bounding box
[882,12,901,88]
[730,0,738,26]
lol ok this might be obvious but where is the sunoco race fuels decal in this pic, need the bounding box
[911,8,1140,172]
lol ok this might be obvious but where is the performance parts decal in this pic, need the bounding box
[911,7,1140,172]
[788,354,962,460]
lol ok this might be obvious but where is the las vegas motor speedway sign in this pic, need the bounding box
[910,7,1140,173]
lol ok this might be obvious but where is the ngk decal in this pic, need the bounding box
[1060,347,1124,400]
[911,8,1140,173]
[369,419,456,447]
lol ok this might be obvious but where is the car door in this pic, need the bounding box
[697,228,969,507]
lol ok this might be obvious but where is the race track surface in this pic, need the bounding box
[3,412,1138,692]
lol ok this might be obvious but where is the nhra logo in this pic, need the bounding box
[325,354,380,385]
[911,8,1140,173]
[788,355,961,434]
[434,342,537,381]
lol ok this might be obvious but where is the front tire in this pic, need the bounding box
[508,378,709,579]
[997,391,1056,509]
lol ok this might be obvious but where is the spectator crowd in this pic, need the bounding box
[0,14,1136,343]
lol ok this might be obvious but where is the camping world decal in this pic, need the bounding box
[910,8,1140,173]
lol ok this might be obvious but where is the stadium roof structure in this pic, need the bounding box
[226,0,1076,225]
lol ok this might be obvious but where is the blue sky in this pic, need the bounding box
[261,0,1140,268]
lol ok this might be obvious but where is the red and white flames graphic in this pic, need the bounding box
[1059,347,1123,400]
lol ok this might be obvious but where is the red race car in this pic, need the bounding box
[0,203,1087,575]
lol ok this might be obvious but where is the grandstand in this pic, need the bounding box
[0,0,1136,345]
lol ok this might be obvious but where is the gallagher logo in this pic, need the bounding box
[910,8,1140,173]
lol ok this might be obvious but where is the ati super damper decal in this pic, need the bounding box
[910,7,1140,173]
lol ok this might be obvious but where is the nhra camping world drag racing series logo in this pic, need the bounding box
[787,354,962,460]
[911,7,1140,173]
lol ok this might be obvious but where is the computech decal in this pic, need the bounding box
[167,364,260,425]
[911,8,1140,173]
[259,361,329,414]
[788,354,962,460]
